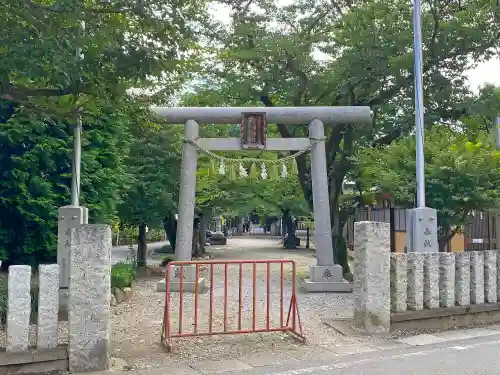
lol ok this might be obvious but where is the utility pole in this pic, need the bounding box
[406,0,438,253]
[70,19,84,207]
[58,14,88,303]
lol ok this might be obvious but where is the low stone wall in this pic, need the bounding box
[0,346,68,375]
[352,221,500,333]
[390,250,499,313]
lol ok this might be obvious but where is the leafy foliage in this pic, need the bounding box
[0,0,208,265]
[119,123,183,228]
[111,263,135,289]
[0,101,132,266]
[1,0,207,115]
[358,126,500,250]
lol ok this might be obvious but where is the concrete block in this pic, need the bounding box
[423,253,439,309]
[484,250,497,303]
[7,266,31,352]
[455,252,471,306]
[407,253,424,311]
[390,253,407,312]
[470,251,485,304]
[37,264,60,349]
[439,253,455,307]
[353,221,390,333]
[69,224,111,372]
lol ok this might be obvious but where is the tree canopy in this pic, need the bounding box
[186,0,500,270]
[358,126,500,251]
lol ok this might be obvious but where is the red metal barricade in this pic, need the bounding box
[161,259,305,351]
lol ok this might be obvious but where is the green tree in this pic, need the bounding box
[0,0,207,265]
[0,100,132,266]
[458,84,500,140]
[193,0,500,272]
[357,126,500,251]
[1,0,206,115]
[119,122,183,266]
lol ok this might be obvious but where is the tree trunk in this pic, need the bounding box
[163,215,177,252]
[137,223,147,267]
[331,203,350,275]
[283,209,297,249]
[438,225,457,252]
[198,214,207,253]
[191,217,204,258]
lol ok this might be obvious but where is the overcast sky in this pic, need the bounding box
[467,57,500,91]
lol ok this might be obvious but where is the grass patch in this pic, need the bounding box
[160,255,175,267]
[111,263,135,289]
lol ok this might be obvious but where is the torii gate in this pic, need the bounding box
[152,106,372,292]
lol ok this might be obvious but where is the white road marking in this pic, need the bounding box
[262,339,500,375]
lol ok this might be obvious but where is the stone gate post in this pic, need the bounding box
[68,224,111,373]
[57,205,88,312]
[157,119,205,293]
[176,119,199,261]
[301,119,348,292]
[353,221,390,333]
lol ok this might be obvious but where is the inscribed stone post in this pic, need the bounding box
[423,253,439,309]
[484,250,497,303]
[407,207,438,253]
[353,221,390,333]
[390,253,407,312]
[470,251,485,304]
[69,225,111,373]
[57,206,86,289]
[407,253,424,310]
[7,265,31,352]
[455,252,471,306]
[439,253,455,308]
[37,264,60,349]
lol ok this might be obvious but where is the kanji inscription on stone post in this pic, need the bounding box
[241,112,267,149]
[423,227,432,248]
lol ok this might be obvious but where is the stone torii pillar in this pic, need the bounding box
[152,106,372,293]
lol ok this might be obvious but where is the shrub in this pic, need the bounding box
[160,255,175,267]
[111,263,135,289]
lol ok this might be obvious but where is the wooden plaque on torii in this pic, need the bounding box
[241,112,267,149]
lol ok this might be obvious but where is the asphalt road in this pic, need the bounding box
[111,241,168,264]
[233,334,500,375]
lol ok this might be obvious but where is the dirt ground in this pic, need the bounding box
[110,238,362,369]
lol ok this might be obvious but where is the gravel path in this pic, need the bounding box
[110,239,359,368]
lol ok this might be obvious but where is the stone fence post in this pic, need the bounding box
[353,221,390,333]
[68,224,111,373]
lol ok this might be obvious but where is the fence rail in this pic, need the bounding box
[161,259,305,351]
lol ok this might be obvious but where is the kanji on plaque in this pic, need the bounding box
[424,228,431,236]
[424,239,432,248]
